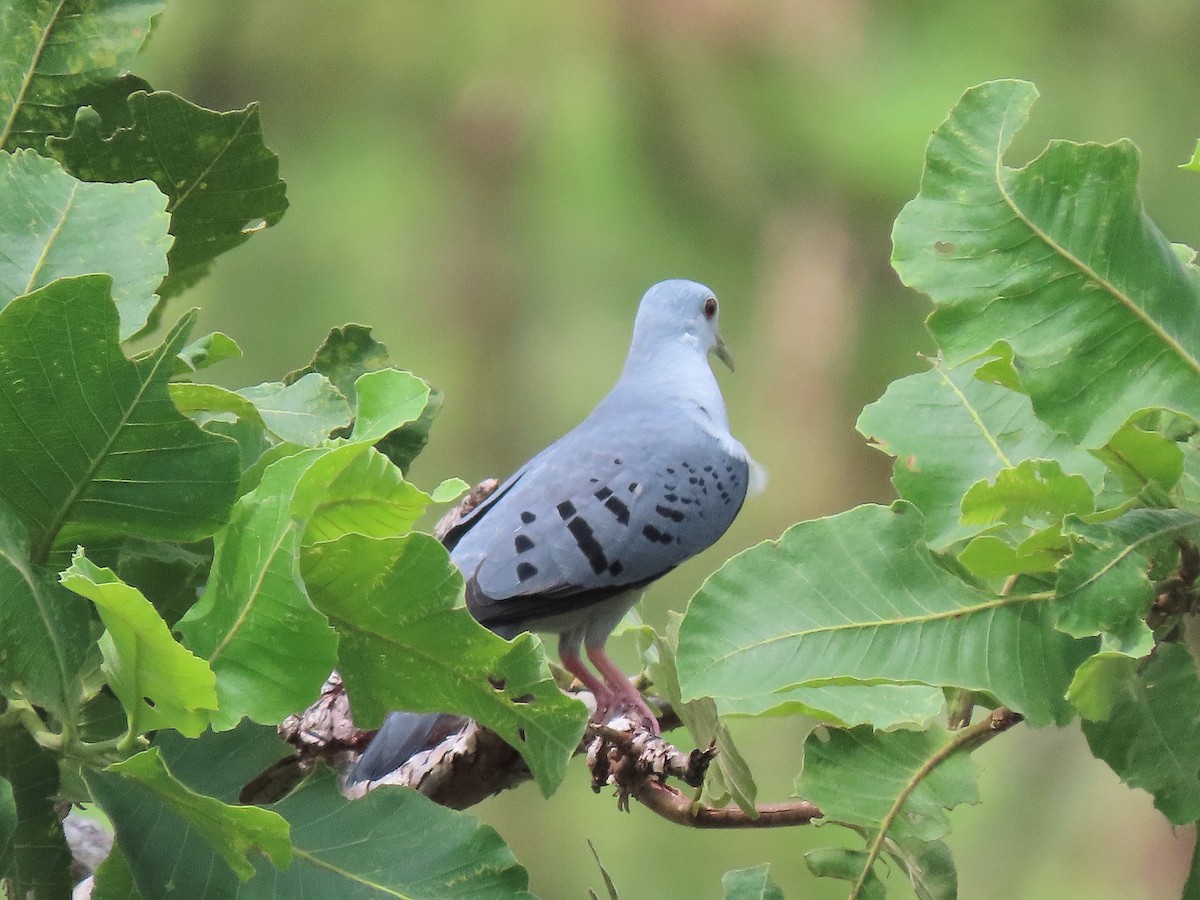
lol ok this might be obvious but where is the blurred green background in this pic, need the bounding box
[137,2,1198,897]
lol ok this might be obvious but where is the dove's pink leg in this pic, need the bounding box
[587,646,660,734]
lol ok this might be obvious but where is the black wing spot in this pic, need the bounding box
[557,500,576,519]
[589,477,599,483]
[689,476,699,485]
[516,562,538,582]
[666,467,676,475]
[608,560,624,576]
[567,517,609,574]
[704,465,713,472]
[627,482,639,493]
[664,493,678,502]
[655,504,685,523]
[594,486,613,500]
[721,491,730,502]
[680,497,694,505]
[613,457,623,465]
[520,511,536,524]
[604,495,630,524]
[514,535,534,553]
[643,524,662,542]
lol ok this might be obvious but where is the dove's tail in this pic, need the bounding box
[348,711,461,784]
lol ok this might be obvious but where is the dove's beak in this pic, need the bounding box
[713,333,735,372]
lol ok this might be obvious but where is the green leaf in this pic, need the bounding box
[253,772,534,899]
[857,357,1103,548]
[888,837,958,900]
[1181,139,1200,173]
[304,531,588,796]
[957,528,1065,579]
[169,381,267,428]
[1094,420,1185,504]
[1066,651,1138,721]
[60,550,217,737]
[0,776,14,881]
[640,618,757,814]
[115,537,210,626]
[722,864,784,900]
[91,844,140,900]
[893,79,1200,448]
[1081,643,1200,825]
[796,725,979,843]
[87,747,291,886]
[805,849,884,900]
[0,276,239,564]
[0,0,160,152]
[47,89,288,296]
[347,368,432,444]
[176,448,342,729]
[285,323,392,400]
[0,724,73,898]
[677,503,1084,726]
[0,150,171,338]
[238,373,352,446]
[174,331,241,374]
[0,502,91,720]
[960,459,1094,528]
[1055,508,1200,644]
[304,447,443,544]
[718,682,944,731]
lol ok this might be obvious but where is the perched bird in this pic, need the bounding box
[350,279,761,783]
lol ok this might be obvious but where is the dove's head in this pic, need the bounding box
[631,279,735,372]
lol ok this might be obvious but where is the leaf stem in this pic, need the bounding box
[848,707,1023,899]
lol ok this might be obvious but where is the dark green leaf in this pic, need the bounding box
[115,537,211,626]
[722,864,784,900]
[0,500,92,721]
[0,776,14,881]
[1081,643,1200,825]
[0,724,72,898]
[87,747,291,885]
[304,531,588,796]
[857,358,1103,548]
[0,0,160,152]
[47,90,288,296]
[60,551,217,737]
[888,837,958,900]
[718,682,944,730]
[284,323,391,399]
[237,373,352,446]
[0,150,170,337]
[805,849,884,900]
[174,331,241,374]
[91,844,140,900]
[893,79,1200,448]
[0,276,239,564]
[677,503,1084,726]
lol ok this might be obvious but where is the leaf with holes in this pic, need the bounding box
[0,0,160,152]
[0,151,171,337]
[893,79,1200,448]
[47,89,288,296]
[304,531,588,796]
[0,276,239,565]
[857,357,1104,549]
[677,503,1086,726]
[60,551,217,738]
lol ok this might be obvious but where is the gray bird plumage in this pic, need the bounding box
[350,279,759,784]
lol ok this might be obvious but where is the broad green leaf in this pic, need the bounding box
[0,150,171,337]
[0,502,91,720]
[47,90,288,296]
[640,618,757,814]
[304,447,442,544]
[174,331,241,374]
[91,844,139,900]
[0,276,239,563]
[0,0,160,151]
[60,550,216,737]
[304,531,588,796]
[87,747,291,887]
[115,537,210,626]
[238,373,352,446]
[957,528,1065,579]
[169,381,266,428]
[250,772,533,899]
[796,726,979,843]
[176,448,342,729]
[722,864,784,900]
[805,849,884,900]
[1094,420,1185,505]
[1081,643,1200,825]
[857,358,1103,548]
[717,682,944,730]
[1055,509,1200,644]
[893,79,1200,448]
[348,367,432,444]
[677,503,1083,725]
[0,724,72,898]
[1066,651,1138,721]
[0,776,14,881]
[960,459,1093,527]
[888,837,958,900]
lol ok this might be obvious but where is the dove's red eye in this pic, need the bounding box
[703,297,717,320]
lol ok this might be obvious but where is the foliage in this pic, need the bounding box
[0,6,1198,898]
